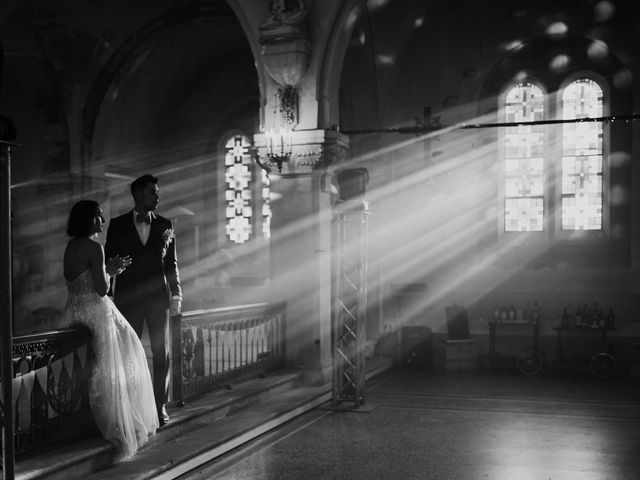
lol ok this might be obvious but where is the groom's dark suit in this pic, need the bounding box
[105,210,181,420]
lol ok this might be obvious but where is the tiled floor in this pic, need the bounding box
[185,370,640,480]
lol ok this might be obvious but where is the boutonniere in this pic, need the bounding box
[162,228,175,248]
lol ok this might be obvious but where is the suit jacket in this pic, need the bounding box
[105,210,181,311]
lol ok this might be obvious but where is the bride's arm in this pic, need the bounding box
[89,242,110,297]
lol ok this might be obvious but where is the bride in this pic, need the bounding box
[59,200,159,458]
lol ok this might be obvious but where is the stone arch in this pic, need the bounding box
[317,0,365,128]
[479,34,630,103]
[81,2,264,165]
[224,0,270,129]
[481,33,632,264]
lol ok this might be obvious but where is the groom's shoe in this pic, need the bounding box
[158,405,170,427]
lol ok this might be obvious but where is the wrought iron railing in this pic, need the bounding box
[0,301,287,460]
[7,327,96,456]
[173,302,287,402]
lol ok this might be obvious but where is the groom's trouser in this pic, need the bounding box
[118,300,170,412]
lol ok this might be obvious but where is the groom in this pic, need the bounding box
[105,173,182,427]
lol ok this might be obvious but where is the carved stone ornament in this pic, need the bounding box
[261,0,308,30]
[319,141,349,170]
[259,1,311,87]
[253,129,349,176]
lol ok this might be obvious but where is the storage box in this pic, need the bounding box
[433,338,479,373]
[398,326,433,369]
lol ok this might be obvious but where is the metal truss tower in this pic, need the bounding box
[332,199,369,408]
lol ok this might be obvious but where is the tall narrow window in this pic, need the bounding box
[504,83,545,231]
[224,134,271,243]
[261,168,272,239]
[560,79,603,230]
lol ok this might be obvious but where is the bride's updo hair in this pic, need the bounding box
[67,200,100,237]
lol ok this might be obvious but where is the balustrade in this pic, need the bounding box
[3,327,96,458]
[175,302,286,401]
[1,301,287,461]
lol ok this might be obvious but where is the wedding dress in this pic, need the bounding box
[59,269,159,458]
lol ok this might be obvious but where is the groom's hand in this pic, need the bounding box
[170,297,182,316]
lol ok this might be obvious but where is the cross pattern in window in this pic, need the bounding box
[502,78,605,233]
[224,134,272,243]
[561,79,603,231]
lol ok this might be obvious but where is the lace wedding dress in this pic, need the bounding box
[59,269,159,458]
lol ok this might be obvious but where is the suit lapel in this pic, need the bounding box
[148,214,161,248]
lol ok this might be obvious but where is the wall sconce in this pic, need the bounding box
[265,127,292,173]
[262,86,298,173]
[257,2,308,174]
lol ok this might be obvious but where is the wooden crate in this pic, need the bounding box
[433,338,479,373]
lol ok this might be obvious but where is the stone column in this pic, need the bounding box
[254,128,348,384]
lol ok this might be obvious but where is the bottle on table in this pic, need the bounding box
[606,307,616,330]
[531,301,540,324]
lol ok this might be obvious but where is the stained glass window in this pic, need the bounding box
[504,83,545,231]
[561,79,603,230]
[224,135,272,243]
[261,168,272,239]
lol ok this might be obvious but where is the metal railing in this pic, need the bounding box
[0,301,286,462]
[6,327,96,458]
[172,302,286,402]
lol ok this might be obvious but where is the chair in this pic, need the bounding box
[445,305,471,340]
[433,305,479,372]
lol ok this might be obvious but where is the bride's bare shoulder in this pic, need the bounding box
[64,237,104,281]
[64,237,102,263]
[66,237,102,249]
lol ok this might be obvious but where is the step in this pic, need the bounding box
[88,357,393,480]
[14,369,306,480]
[16,357,393,480]
[89,382,334,480]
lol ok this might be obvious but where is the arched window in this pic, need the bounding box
[503,82,545,232]
[501,77,607,235]
[560,79,603,231]
[224,134,271,243]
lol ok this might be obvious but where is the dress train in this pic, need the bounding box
[59,269,159,458]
